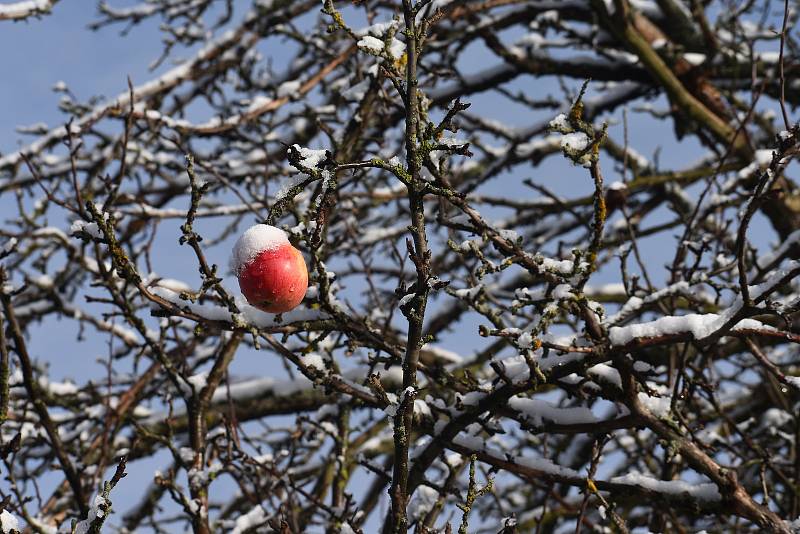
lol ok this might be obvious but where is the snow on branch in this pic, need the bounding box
[4,1,800,532]
[0,0,57,21]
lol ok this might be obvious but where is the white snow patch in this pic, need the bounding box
[356,19,398,38]
[357,35,385,54]
[737,149,774,179]
[454,284,483,300]
[518,332,534,349]
[610,472,721,501]
[153,278,193,293]
[414,399,432,418]
[293,145,328,169]
[388,38,405,60]
[683,53,706,65]
[408,485,439,520]
[230,224,289,275]
[0,0,54,19]
[560,132,590,152]
[0,510,19,533]
[1,237,17,254]
[70,219,103,239]
[187,372,208,391]
[277,80,301,98]
[231,505,267,534]
[609,313,771,345]
[553,284,572,300]
[587,364,621,388]
[509,396,598,427]
[422,345,462,364]
[608,180,627,191]
[73,495,108,534]
[300,352,326,371]
[637,392,672,417]
[549,113,570,132]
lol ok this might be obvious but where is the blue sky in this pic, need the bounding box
[0,4,165,153]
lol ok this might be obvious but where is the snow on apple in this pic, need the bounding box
[231,224,308,313]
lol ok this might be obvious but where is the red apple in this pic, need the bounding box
[232,224,308,313]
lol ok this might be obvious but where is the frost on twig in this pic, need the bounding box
[0,0,57,21]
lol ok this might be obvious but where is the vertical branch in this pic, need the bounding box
[185,331,243,534]
[778,0,791,131]
[0,302,8,427]
[388,2,432,533]
[329,404,351,532]
[457,455,493,534]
